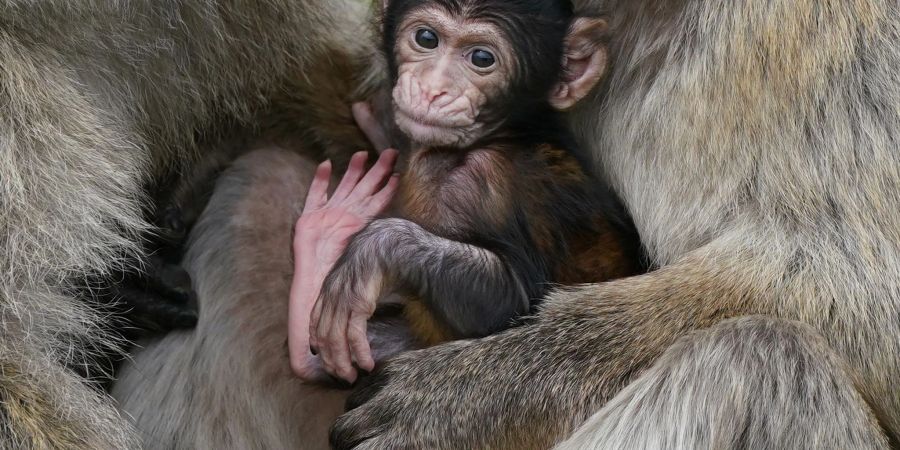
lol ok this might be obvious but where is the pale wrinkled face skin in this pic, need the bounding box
[392,6,513,148]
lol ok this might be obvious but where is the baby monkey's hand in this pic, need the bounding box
[288,149,399,383]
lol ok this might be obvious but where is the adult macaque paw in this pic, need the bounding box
[329,340,488,450]
[330,321,590,449]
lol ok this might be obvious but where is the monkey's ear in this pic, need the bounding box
[550,17,609,111]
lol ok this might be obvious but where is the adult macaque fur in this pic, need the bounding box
[113,148,419,448]
[0,1,378,447]
[111,1,898,449]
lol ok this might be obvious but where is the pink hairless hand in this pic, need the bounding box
[288,149,399,382]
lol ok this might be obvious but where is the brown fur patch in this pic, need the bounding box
[398,148,515,235]
[267,45,376,167]
[557,216,641,284]
[403,300,457,346]
[537,144,587,185]
[522,144,590,257]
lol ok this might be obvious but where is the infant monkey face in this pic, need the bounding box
[391,5,512,148]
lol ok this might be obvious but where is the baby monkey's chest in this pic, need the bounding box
[396,148,520,236]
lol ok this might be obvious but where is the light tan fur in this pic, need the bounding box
[571,0,900,437]
[557,317,888,449]
[323,1,900,448]
[106,0,899,448]
[112,149,348,449]
[0,1,373,447]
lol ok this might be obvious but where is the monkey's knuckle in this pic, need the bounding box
[290,360,317,380]
[338,367,356,382]
[325,323,345,341]
[323,294,352,316]
[349,300,374,316]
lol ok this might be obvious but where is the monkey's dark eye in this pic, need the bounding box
[471,49,496,68]
[415,29,439,49]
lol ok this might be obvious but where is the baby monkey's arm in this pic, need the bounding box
[310,220,530,383]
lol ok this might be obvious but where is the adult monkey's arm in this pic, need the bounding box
[329,221,890,449]
[328,231,763,447]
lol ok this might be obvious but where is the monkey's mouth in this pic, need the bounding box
[394,108,478,147]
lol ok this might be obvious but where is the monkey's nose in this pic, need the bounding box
[426,90,447,103]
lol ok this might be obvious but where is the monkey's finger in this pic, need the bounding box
[304,160,333,210]
[366,174,400,216]
[352,102,392,152]
[325,311,358,384]
[313,303,338,376]
[330,151,369,203]
[348,149,398,201]
[317,301,357,383]
[347,311,374,373]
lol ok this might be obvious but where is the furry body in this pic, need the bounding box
[114,150,350,449]
[100,0,900,448]
[0,2,371,447]
[330,0,900,448]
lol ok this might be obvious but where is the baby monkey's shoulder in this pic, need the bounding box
[506,141,597,202]
[534,143,592,183]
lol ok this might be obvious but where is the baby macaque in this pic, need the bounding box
[290,0,642,384]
